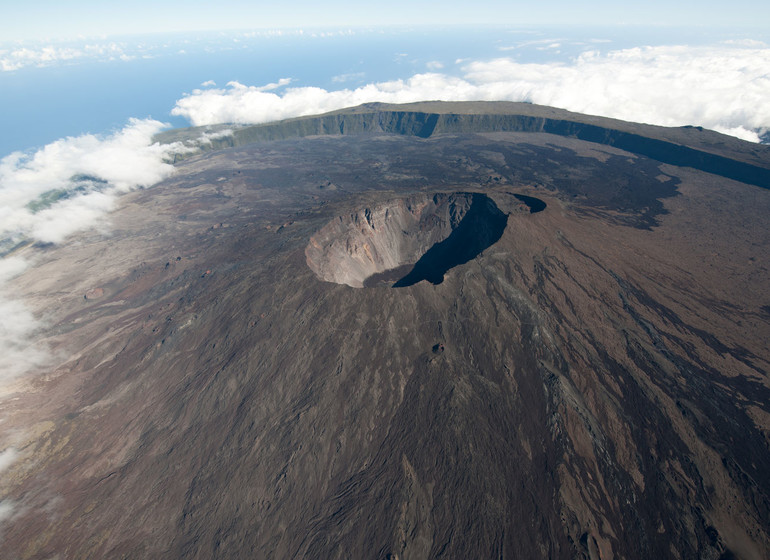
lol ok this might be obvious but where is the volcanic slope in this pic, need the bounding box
[1,103,770,559]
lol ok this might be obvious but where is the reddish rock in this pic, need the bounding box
[84,287,104,300]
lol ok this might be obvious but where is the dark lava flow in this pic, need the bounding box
[393,194,508,287]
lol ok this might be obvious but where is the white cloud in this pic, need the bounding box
[2,29,367,71]
[201,79,216,87]
[0,45,82,71]
[0,118,178,245]
[332,72,365,83]
[426,60,444,70]
[171,43,770,142]
[0,447,18,474]
[0,257,49,384]
[722,39,767,47]
[711,125,762,143]
[498,37,565,52]
[0,256,27,283]
[0,500,14,524]
[0,42,128,71]
[253,77,292,92]
[172,73,472,126]
[0,293,49,383]
[461,44,770,139]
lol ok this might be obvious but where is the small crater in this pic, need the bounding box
[84,287,104,300]
[512,193,547,213]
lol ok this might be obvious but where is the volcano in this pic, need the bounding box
[1,102,769,559]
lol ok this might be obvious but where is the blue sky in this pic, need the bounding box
[3,0,769,41]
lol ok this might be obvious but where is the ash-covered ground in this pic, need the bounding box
[1,106,769,559]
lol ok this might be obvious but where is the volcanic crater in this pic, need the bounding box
[305,192,511,288]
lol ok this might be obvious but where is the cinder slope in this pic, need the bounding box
[1,116,769,559]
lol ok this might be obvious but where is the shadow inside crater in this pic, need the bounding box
[392,194,508,287]
[512,193,547,213]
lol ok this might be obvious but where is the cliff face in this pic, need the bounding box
[2,108,770,559]
[164,102,770,189]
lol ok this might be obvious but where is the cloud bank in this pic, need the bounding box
[0,118,178,246]
[0,119,186,384]
[0,42,132,72]
[0,447,18,474]
[0,29,359,72]
[172,43,770,142]
[0,257,49,383]
[0,500,14,524]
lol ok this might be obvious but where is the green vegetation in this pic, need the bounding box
[25,175,109,214]
[25,188,72,213]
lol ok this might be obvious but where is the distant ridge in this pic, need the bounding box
[157,101,770,189]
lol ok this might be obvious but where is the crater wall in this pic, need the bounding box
[306,193,507,288]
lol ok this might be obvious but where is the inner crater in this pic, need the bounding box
[305,192,508,288]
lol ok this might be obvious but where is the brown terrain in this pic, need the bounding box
[1,102,769,559]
